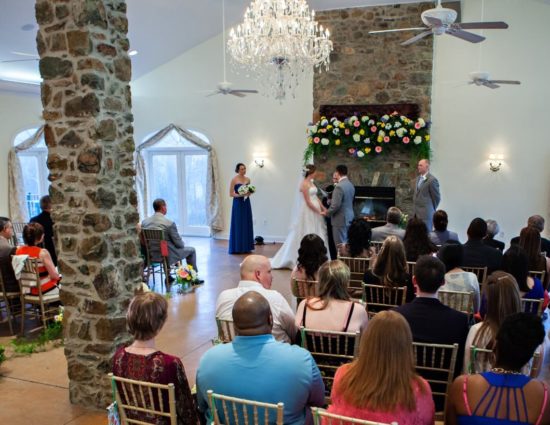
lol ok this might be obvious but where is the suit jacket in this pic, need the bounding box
[30,211,57,266]
[510,235,550,258]
[413,173,441,228]
[0,236,18,292]
[483,238,505,252]
[326,177,355,228]
[371,222,405,241]
[141,213,186,266]
[462,239,502,273]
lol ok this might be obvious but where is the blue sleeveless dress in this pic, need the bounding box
[229,183,254,254]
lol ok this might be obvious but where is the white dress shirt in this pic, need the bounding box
[215,280,297,343]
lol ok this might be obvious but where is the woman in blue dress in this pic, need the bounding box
[229,163,254,254]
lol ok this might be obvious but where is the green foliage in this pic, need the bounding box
[0,345,5,365]
[9,321,63,356]
[11,338,39,354]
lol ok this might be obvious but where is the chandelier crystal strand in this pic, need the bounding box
[228,0,332,102]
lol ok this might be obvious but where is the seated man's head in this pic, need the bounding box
[527,215,545,233]
[127,292,168,342]
[240,255,272,289]
[386,207,402,225]
[40,195,52,213]
[232,291,273,337]
[0,217,13,240]
[152,198,167,215]
[467,217,487,241]
[432,210,449,232]
[485,219,500,239]
[495,312,545,372]
[413,255,445,294]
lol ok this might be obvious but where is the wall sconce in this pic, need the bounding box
[254,158,265,168]
[489,153,504,172]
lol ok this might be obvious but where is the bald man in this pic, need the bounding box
[216,254,297,343]
[413,158,441,231]
[198,292,324,424]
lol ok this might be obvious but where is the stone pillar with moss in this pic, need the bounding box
[35,0,142,407]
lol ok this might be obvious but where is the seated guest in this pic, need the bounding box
[446,313,550,425]
[295,260,368,333]
[0,217,19,294]
[113,292,198,425]
[510,214,550,258]
[438,242,481,313]
[329,311,434,425]
[462,218,502,273]
[197,291,325,424]
[290,234,328,285]
[16,223,60,296]
[338,218,373,258]
[364,236,415,302]
[403,217,437,262]
[519,226,550,288]
[501,246,548,311]
[463,272,521,373]
[30,195,57,266]
[396,255,469,376]
[429,210,460,245]
[216,255,297,343]
[483,219,504,252]
[371,207,405,242]
[141,198,198,272]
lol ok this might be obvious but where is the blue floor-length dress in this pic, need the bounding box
[229,183,254,254]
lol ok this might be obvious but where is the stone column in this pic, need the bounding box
[35,0,142,407]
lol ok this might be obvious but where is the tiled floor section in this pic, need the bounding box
[0,237,287,424]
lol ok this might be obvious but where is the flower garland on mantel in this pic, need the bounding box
[304,111,430,163]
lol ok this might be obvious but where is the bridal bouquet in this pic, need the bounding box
[238,184,256,196]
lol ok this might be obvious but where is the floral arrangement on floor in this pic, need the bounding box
[304,112,430,162]
[238,184,256,196]
[175,264,200,291]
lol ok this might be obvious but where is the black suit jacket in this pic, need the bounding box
[483,238,505,252]
[0,238,18,292]
[30,211,57,266]
[510,236,550,258]
[462,239,502,273]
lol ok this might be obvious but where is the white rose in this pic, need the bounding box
[352,134,361,142]
[309,125,318,134]
[396,128,406,137]
[334,120,341,127]
[418,118,426,128]
[400,116,407,121]
[361,115,369,122]
[368,119,375,125]
[321,138,330,145]
[363,138,371,144]
[385,123,392,130]
[378,130,386,137]
[357,150,365,158]
[394,121,401,128]
[332,128,340,135]
[414,136,422,144]
[350,115,358,123]
[382,114,389,121]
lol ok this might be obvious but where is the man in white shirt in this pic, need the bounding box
[216,255,297,343]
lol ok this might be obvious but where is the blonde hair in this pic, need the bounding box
[306,260,350,310]
[127,292,168,341]
[373,236,408,287]
[335,310,425,411]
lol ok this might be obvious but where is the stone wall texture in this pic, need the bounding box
[35,0,141,408]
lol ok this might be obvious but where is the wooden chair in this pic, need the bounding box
[108,372,177,425]
[369,241,384,255]
[18,257,60,334]
[300,326,360,400]
[521,298,545,317]
[469,345,541,378]
[207,390,284,425]
[437,290,475,321]
[215,317,236,343]
[462,266,488,288]
[529,270,546,283]
[406,261,416,277]
[141,228,172,291]
[312,407,398,425]
[338,256,371,298]
[0,271,21,335]
[11,222,26,245]
[291,278,318,305]
[413,342,458,420]
[362,283,407,319]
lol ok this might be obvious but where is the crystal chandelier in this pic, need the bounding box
[228,0,333,102]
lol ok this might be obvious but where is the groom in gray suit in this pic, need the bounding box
[413,159,441,232]
[324,165,355,248]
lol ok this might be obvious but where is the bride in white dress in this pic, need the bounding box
[271,164,329,269]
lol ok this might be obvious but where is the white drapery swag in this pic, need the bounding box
[134,124,223,232]
[8,126,45,223]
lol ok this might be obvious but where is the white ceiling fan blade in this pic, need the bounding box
[206,90,221,97]
[229,91,246,97]
[230,89,258,94]
[401,31,433,46]
[423,16,443,27]
[446,28,485,43]
[1,58,38,63]
[489,80,520,85]
[457,21,508,30]
[369,27,427,34]
[483,81,500,89]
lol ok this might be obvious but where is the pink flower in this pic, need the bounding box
[348,148,356,154]
[403,137,410,144]
[313,137,320,144]
[353,120,360,127]
[320,128,327,133]
[414,122,421,129]
[344,129,350,135]
[375,146,382,153]
[383,136,390,143]
[370,126,377,132]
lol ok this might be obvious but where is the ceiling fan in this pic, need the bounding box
[369,0,508,46]
[469,71,520,89]
[206,0,257,98]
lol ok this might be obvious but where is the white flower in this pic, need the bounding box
[349,115,358,123]
[332,128,340,135]
[333,120,341,127]
[381,114,390,121]
[378,130,386,137]
[352,134,361,142]
[418,118,426,128]
[400,115,407,121]
[396,128,406,137]
[321,119,328,126]
[357,150,365,158]
[321,138,330,145]
[309,125,318,134]
[414,136,422,144]
[368,119,375,126]
[394,121,401,128]
[363,138,371,144]
[385,123,392,130]
[361,115,369,122]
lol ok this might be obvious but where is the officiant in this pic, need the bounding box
[318,176,338,260]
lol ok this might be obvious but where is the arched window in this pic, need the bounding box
[13,127,48,218]
[143,128,210,236]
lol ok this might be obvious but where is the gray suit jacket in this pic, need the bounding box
[413,173,441,228]
[141,213,186,266]
[327,177,355,228]
[371,223,405,241]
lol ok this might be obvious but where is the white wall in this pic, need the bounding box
[431,0,550,243]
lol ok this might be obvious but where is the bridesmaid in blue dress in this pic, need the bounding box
[229,163,254,254]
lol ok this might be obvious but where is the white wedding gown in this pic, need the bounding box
[270,185,329,270]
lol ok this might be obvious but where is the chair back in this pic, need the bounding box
[300,327,360,398]
[462,266,488,287]
[141,229,169,265]
[311,407,398,425]
[437,290,475,320]
[11,222,26,245]
[362,283,407,319]
[207,390,284,425]
[521,298,545,317]
[19,257,43,296]
[0,268,20,335]
[108,373,177,425]
[412,342,458,419]
[291,278,318,305]
[369,241,383,255]
[216,317,236,343]
[406,261,416,277]
[338,256,371,298]
[528,270,545,283]
[469,345,542,378]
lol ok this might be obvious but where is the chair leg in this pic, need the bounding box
[39,301,47,331]
[5,300,14,335]
[20,296,25,335]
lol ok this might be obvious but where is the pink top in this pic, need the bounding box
[328,364,435,425]
[295,298,368,333]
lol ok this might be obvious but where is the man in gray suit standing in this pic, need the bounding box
[413,159,441,232]
[324,165,355,247]
[141,199,198,272]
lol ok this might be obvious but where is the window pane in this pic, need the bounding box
[149,154,180,225]
[153,129,197,148]
[19,155,41,217]
[185,154,207,226]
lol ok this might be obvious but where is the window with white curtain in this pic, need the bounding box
[144,129,210,237]
[14,127,48,218]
